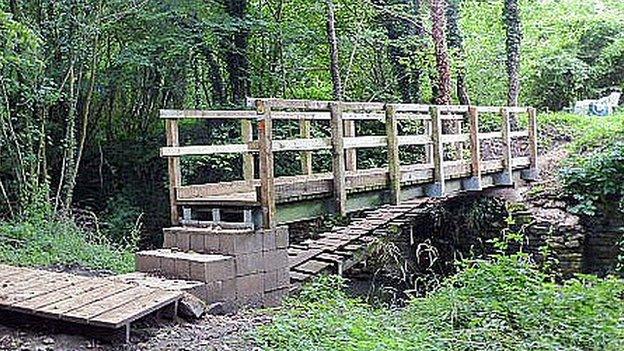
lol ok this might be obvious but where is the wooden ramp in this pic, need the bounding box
[0,264,182,341]
[288,198,437,288]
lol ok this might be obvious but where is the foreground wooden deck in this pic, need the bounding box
[0,264,182,341]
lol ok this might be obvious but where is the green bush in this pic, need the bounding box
[528,53,591,111]
[255,255,624,350]
[0,216,135,274]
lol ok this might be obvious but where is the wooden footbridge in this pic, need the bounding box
[162,98,538,230]
[161,98,539,285]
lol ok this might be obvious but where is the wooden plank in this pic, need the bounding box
[478,131,503,140]
[257,100,276,229]
[429,107,445,196]
[527,107,539,176]
[330,102,347,216]
[1,275,82,305]
[241,119,255,182]
[386,104,401,205]
[91,290,181,328]
[289,271,310,282]
[468,106,482,190]
[166,119,181,225]
[343,136,386,149]
[398,135,431,146]
[35,282,133,316]
[176,181,256,200]
[299,119,313,175]
[440,133,470,144]
[272,138,331,152]
[0,264,23,279]
[344,120,357,171]
[13,280,105,312]
[62,286,154,324]
[0,271,64,296]
[0,271,42,289]
[160,144,252,157]
[160,110,256,119]
[293,260,333,275]
[500,108,513,184]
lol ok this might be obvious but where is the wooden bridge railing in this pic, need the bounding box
[161,98,538,229]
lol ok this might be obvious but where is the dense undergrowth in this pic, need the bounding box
[0,206,136,273]
[255,254,624,351]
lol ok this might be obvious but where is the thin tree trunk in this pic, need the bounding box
[446,0,471,105]
[504,0,521,107]
[326,0,343,101]
[430,0,452,105]
[224,0,250,105]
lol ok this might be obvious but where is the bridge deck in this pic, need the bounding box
[0,264,182,340]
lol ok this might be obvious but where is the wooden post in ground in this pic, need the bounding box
[385,104,401,205]
[522,107,539,181]
[426,106,445,197]
[165,119,181,225]
[241,119,254,182]
[464,106,482,191]
[299,119,313,175]
[497,107,513,185]
[257,100,276,229]
[330,102,347,216]
[344,120,357,171]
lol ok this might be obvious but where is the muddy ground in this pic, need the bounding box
[0,309,272,351]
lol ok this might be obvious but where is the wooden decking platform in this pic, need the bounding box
[0,264,182,341]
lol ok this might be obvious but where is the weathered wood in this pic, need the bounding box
[241,119,254,182]
[425,120,433,163]
[344,120,357,171]
[161,144,252,157]
[257,100,276,229]
[467,106,482,190]
[428,106,445,197]
[160,110,257,119]
[386,104,401,205]
[166,119,181,225]
[330,102,347,216]
[498,107,513,185]
[523,107,539,180]
[299,119,313,175]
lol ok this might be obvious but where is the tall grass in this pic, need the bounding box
[255,254,624,351]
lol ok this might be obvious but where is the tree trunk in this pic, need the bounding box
[326,0,343,101]
[430,0,452,105]
[504,0,521,107]
[446,0,471,105]
[224,0,250,105]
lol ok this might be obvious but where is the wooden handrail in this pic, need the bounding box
[162,98,539,226]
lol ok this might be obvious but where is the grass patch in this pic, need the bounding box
[255,255,624,351]
[0,216,136,274]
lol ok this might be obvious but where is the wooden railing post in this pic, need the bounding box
[497,107,513,185]
[385,104,401,205]
[330,102,347,216]
[299,119,313,175]
[464,106,482,191]
[344,120,357,171]
[165,119,182,225]
[241,119,254,182]
[522,107,539,181]
[426,106,445,197]
[257,100,276,229]
[425,120,433,164]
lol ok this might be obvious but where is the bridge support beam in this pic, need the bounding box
[522,107,540,181]
[330,102,347,216]
[494,107,514,186]
[463,106,482,191]
[425,106,445,197]
[386,104,401,205]
[257,100,276,229]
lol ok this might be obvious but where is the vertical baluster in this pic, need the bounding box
[257,100,276,229]
[330,102,347,216]
[386,104,401,205]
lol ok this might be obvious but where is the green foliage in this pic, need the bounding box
[0,215,135,274]
[528,52,591,111]
[561,142,624,217]
[256,255,624,350]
